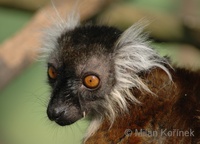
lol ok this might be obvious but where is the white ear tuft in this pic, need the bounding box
[40,11,80,61]
[111,21,172,107]
[116,20,150,47]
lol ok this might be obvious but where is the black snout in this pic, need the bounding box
[47,105,73,126]
[47,99,83,126]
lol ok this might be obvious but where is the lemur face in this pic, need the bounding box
[46,25,121,125]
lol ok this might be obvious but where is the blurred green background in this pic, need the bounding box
[0,0,200,144]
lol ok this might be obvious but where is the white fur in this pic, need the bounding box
[84,118,102,142]
[84,22,172,142]
[112,21,172,108]
[40,11,80,61]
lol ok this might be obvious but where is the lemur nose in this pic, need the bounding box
[54,109,65,121]
[47,106,65,121]
[47,106,75,126]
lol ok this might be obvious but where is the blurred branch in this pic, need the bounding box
[0,0,49,11]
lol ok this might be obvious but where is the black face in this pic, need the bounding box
[46,25,122,126]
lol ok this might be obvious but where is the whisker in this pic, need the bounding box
[50,0,65,27]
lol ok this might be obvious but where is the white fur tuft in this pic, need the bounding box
[111,21,172,109]
[40,11,80,61]
[84,118,102,142]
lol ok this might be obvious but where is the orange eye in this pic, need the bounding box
[48,66,57,79]
[83,75,100,89]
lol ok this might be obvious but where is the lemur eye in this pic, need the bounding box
[48,66,57,79]
[83,75,100,89]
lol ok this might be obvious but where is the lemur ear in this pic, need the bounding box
[116,21,149,49]
[113,21,171,93]
[40,11,80,61]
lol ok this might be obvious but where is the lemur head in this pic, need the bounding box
[46,25,121,126]
[43,15,170,138]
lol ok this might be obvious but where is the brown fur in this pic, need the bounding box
[85,67,200,144]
